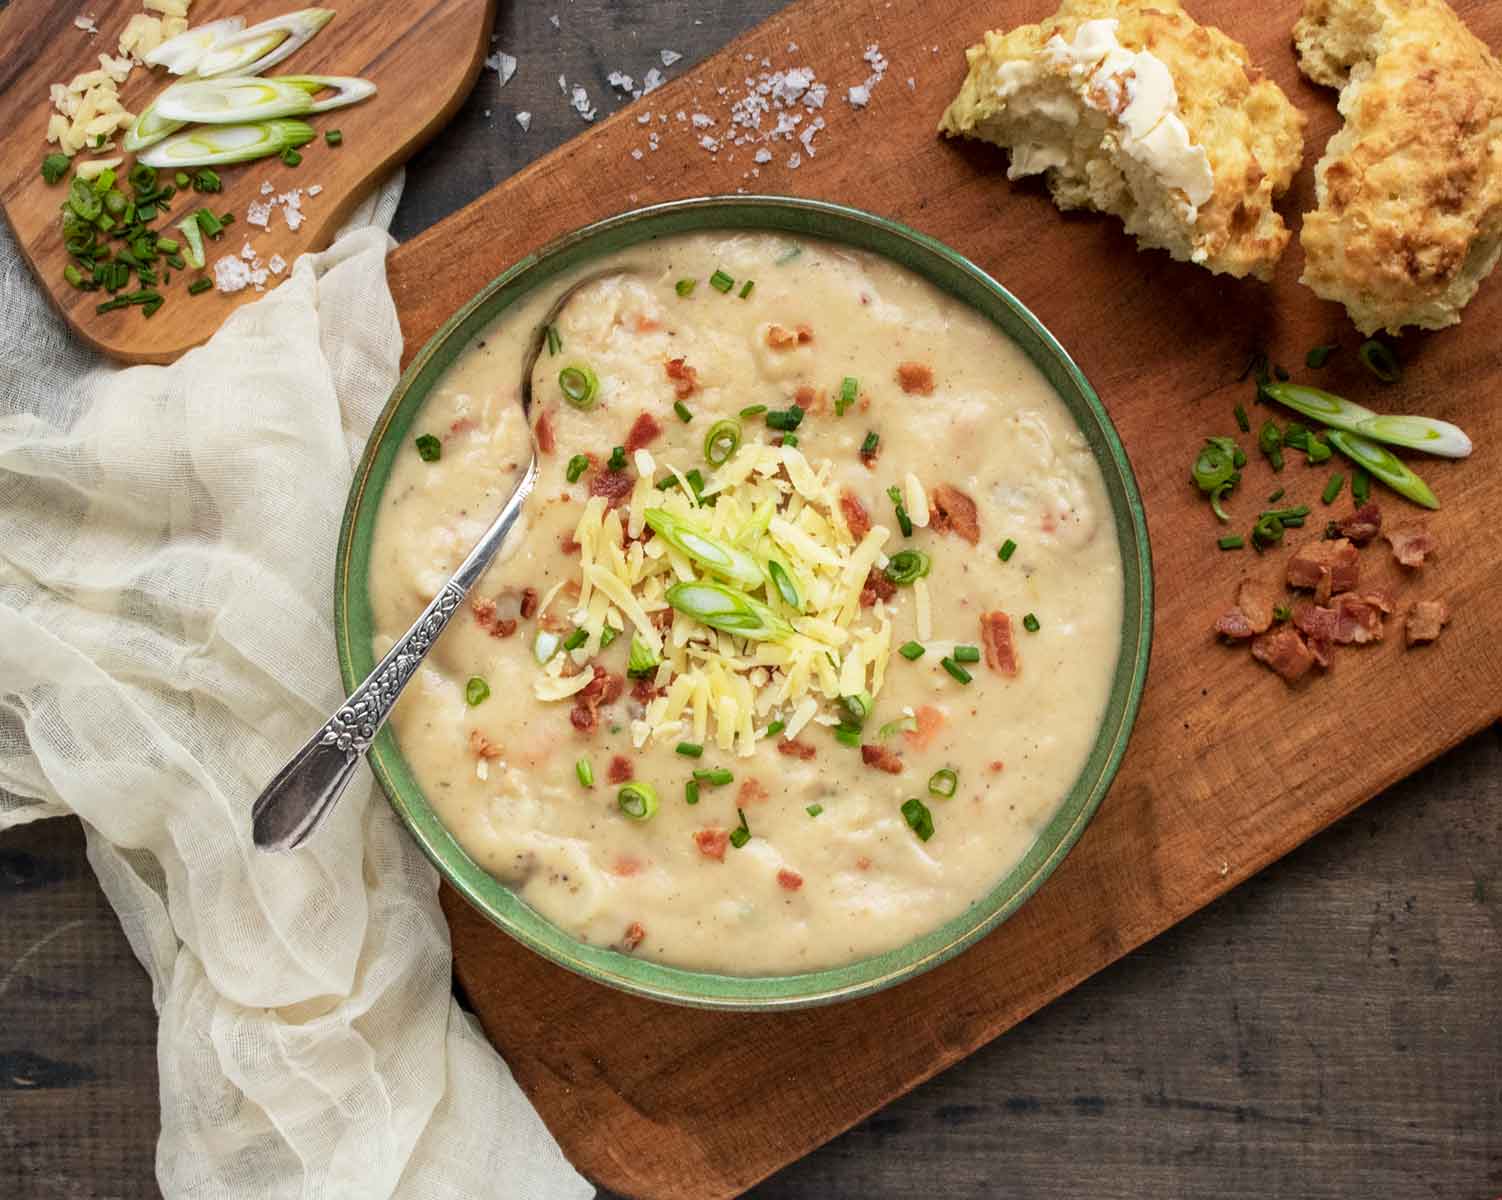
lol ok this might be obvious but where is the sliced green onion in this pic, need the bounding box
[1233,403,1251,433]
[900,797,934,841]
[465,676,490,706]
[998,539,1017,562]
[709,268,734,293]
[67,178,101,222]
[806,804,823,817]
[1217,535,1245,550]
[325,129,343,147]
[41,154,69,185]
[729,808,751,848]
[558,362,599,409]
[571,759,592,788]
[674,400,693,423]
[765,720,785,737]
[63,264,84,289]
[1209,483,1233,524]
[154,75,376,125]
[561,628,588,652]
[766,560,801,610]
[666,579,794,641]
[1257,421,1284,472]
[781,434,799,447]
[599,625,619,648]
[860,431,879,457]
[627,634,659,678]
[685,780,700,806]
[842,691,874,725]
[1306,344,1337,369]
[739,280,755,299]
[173,216,206,268]
[143,16,247,74]
[138,120,316,169]
[885,485,913,538]
[834,725,862,748]
[1326,430,1439,509]
[1305,436,1333,464]
[928,768,958,798]
[280,147,302,167]
[675,742,704,758]
[884,549,931,586]
[1352,469,1371,505]
[940,657,971,684]
[898,641,925,661]
[675,278,696,297]
[1321,472,1345,505]
[878,715,918,739]
[952,645,980,664]
[188,277,212,296]
[533,631,560,664]
[738,404,767,417]
[607,445,627,472]
[836,376,859,417]
[415,434,441,462]
[1192,437,1238,493]
[618,781,659,821]
[1260,382,1470,459]
[544,324,561,356]
[703,418,742,466]
[1022,613,1041,633]
[194,8,336,79]
[694,767,733,786]
[565,454,589,483]
[764,405,804,432]
[123,100,187,153]
[1273,603,1292,622]
[645,509,762,588]
[1357,338,1400,384]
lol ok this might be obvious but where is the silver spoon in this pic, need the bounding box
[252,273,621,851]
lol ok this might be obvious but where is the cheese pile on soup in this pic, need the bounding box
[369,232,1123,975]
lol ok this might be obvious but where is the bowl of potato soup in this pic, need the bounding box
[337,196,1152,1008]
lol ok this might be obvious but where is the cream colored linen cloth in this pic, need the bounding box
[0,177,591,1200]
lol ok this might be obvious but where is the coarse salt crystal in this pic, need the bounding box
[847,83,871,107]
[641,67,664,94]
[690,112,714,128]
[569,83,596,121]
[607,70,634,91]
[631,148,644,160]
[74,14,98,34]
[240,241,257,261]
[260,180,274,194]
[307,184,322,196]
[517,110,532,131]
[754,147,772,164]
[548,13,560,28]
[699,134,718,152]
[660,49,681,66]
[268,254,287,275]
[484,50,517,87]
[246,200,272,228]
[213,256,252,293]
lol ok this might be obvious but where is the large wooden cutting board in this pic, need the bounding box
[0,0,493,364]
[386,1,1502,1195]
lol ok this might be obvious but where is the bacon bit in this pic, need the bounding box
[664,357,699,398]
[855,855,872,871]
[980,612,1018,676]
[694,829,729,861]
[1385,523,1436,568]
[860,743,904,774]
[1214,579,1276,640]
[776,737,817,760]
[534,410,556,455]
[468,729,503,760]
[570,667,624,734]
[896,361,935,395]
[860,568,897,608]
[1405,598,1450,646]
[738,778,770,805]
[1250,626,1315,683]
[519,587,539,619]
[988,760,1006,773]
[765,323,813,350]
[796,323,813,344]
[560,533,582,555]
[903,704,945,751]
[859,437,881,470]
[471,597,518,639]
[611,854,643,877]
[1286,537,1359,596]
[649,607,675,632]
[630,676,663,705]
[1336,503,1383,544]
[588,468,635,509]
[635,314,661,333]
[621,922,646,952]
[1333,590,1393,644]
[448,416,477,437]
[607,754,634,784]
[839,489,872,541]
[624,411,663,453]
[929,484,980,544]
[794,384,827,413]
[776,868,804,892]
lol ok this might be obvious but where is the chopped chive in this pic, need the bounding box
[860,431,879,456]
[834,725,862,747]
[562,628,588,651]
[729,808,751,848]
[674,400,693,423]
[63,264,84,289]
[1266,487,1285,503]
[900,797,934,842]
[1234,403,1251,433]
[686,780,700,805]
[1274,365,1290,381]
[1306,344,1337,369]
[415,434,441,462]
[709,268,735,293]
[693,767,733,786]
[1217,535,1245,550]
[565,453,589,483]
[739,279,755,299]
[607,445,627,472]
[675,742,704,758]
[599,625,619,648]
[898,641,925,661]
[928,768,958,798]
[618,781,659,821]
[544,324,561,356]
[1305,436,1332,464]
[764,404,804,432]
[1352,469,1371,505]
[1022,613,1041,633]
[952,645,980,664]
[192,168,222,193]
[675,278,696,297]
[781,433,798,447]
[1321,471,1345,504]
[280,147,302,167]
[940,657,972,684]
[576,758,594,787]
[739,404,767,417]
[998,539,1017,562]
[886,485,913,538]
[465,676,490,706]
[325,129,343,147]
[188,277,212,295]
[836,376,859,416]
[806,803,823,817]
[1259,420,1284,472]
[1358,338,1400,384]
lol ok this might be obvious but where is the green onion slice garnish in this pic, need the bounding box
[836,376,858,417]
[1325,430,1439,510]
[703,418,742,466]
[952,645,980,664]
[153,75,375,125]
[1306,344,1337,369]
[666,579,794,642]
[806,804,823,817]
[575,758,593,787]
[765,720,785,737]
[928,768,958,798]
[1357,338,1401,384]
[675,742,704,758]
[860,431,879,456]
[192,8,336,79]
[545,324,562,356]
[1234,403,1251,433]
[739,280,755,299]
[739,404,767,417]
[764,405,804,432]
[1217,535,1244,550]
[898,641,925,661]
[883,549,931,586]
[627,633,659,678]
[1260,382,1470,459]
[618,781,660,821]
[565,453,589,484]
[137,119,317,168]
[998,539,1017,562]
[558,362,599,409]
[729,808,751,848]
[674,400,693,423]
[607,445,627,472]
[694,767,733,786]
[1321,471,1345,505]
[841,691,874,726]
[1022,613,1041,633]
[940,657,971,684]
[415,434,440,462]
[1352,469,1371,505]
[900,797,934,841]
[675,278,696,297]
[645,509,762,587]
[562,628,588,652]
[685,780,700,806]
[41,154,69,185]
[885,485,913,538]
[834,725,861,747]
[709,268,735,293]
[766,560,801,610]
[464,676,490,706]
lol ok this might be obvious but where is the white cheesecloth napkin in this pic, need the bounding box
[0,175,592,1200]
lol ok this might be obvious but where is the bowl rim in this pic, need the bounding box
[335,194,1154,1010]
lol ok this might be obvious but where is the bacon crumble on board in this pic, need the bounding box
[570,666,624,734]
[534,410,556,455]
[1251,625,1315,683]
[980,611,1018,676]
[860,743,904,774]
[860,568,897,608]
[621,922,646,952]
[1286,537,1359,600]
[839,489,872,541]
[775,737,818,761]
[607,754,634,784]
[896,361,935,395]
[1385,523,1436,568]
[1335,503,1383,544]
[664,357,699,398]
[694,829,730,861]
[588,467,635,509]
[1214,579,1276,640]
[929,484,980,544]
[625,411,663,453]
[776,868,804,892]
[1405,598,1450,646]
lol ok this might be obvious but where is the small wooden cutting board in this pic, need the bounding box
[0,0,494,364]
[386,1,1501,1196]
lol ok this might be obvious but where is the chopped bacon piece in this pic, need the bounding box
[1250,626,1315,683]
[776,868,804,892]
[855,855,872,871]
[1286,537,1359,596]
[570,667,624,734]
[860,743,904,774]
[860,568,897,608]
[607,754,634,784]
[635,314,661,333]
[621,922,646,952]
[588,468,635,509]
[560,534,582,555]
[794,384,826,413]
[980,612,1018,676]
[859,437,880,470]
[988,760,1006,773]
[471,597,518,639]
[776,738,817,761]
[1333,590,1393,644]
[1385,523,1436,568]
[1405,598,1450,646]
[448,417,477,437]
[664,357,699,399]
[649,607,674,632]
[903,704,945,751]
[839,489,872,541]
[765,323,813,350]
[468,729,503,760]
[630,676,663,705]
[1214,579,1276,640]
[1291,600,1338,645]
[624,411,663,453]
[738,778,769,805]
[534,410,556,455]
[611,854,642,877]
[929,484,980,544]
[694,829,729,862]
[796,323,814,344]
[1335,503,1382,544]
[896,361,935,395]
[519,587,539,619]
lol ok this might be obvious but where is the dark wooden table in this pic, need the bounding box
[3,4,1499,1197]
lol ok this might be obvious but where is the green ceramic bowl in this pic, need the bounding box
[336,195,1152,1010]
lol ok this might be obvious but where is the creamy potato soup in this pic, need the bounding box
[369,232,1122,975]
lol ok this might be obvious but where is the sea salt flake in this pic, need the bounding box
[753,148,772,164]
[607,70,634,91]
[847,83,871,108]
[517,110,532,131]
[240,241,257,261]
[569,83,597,121]
[268,254,287,275]
[690,112,714,128]
[699,134,719,152]
[660,49,681,67]
[213,256,252,293]
[246,200,272,228]
[307,184,322,196]
[548,13,560,28]
[641,67,664,94]
[74,14,98,34]
[259,180,274,195]
[484,50,517,87]
[631,148,644,160]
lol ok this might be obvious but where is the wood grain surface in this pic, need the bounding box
[0,0,494,364]
[379,0,1502,1195]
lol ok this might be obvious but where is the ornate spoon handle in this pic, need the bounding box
[252,457,538,851]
